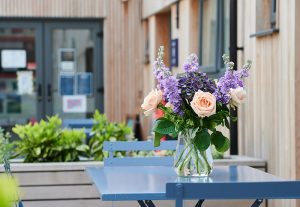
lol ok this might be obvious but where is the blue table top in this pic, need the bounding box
[86,165,295,201]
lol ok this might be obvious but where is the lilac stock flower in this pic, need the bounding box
[162,76,183,115]
[214,57,252,104]
[183,54,199,72]
[152,46,183,115]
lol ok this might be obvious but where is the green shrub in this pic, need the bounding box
[0,128,12,164]
[12,116,89,162]
[89,110,134,161]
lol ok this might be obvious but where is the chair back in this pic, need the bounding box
[103,140,177,166]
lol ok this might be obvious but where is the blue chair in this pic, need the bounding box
[103,140,177,207]
[103,140,177,166]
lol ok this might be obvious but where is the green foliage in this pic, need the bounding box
[12,116,88,162]
[194,129,210,151]
[152,118,176,147]
[0,128,12,164]
[211,131,230,153]
[53,129,89,162]
[89,110,134,161]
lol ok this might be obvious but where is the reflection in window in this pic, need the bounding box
[199,0,230,76]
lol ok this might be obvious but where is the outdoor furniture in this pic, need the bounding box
[104,140,177,166]
[86,141,300,207]
[87,165,300,207]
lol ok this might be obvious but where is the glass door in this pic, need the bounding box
[45,21,103,119]
[0,22,43,131]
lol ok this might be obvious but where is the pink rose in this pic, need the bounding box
[190,90,216,117]
[230,87,246,107]
[141,89,163,116]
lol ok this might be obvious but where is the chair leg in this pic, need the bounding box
[137,200,147,207]
[195,199,205,207]
[137,200,156,207]
[145,200,156,207]
[251,199,264,207]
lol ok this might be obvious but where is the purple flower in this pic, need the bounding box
[161,76,183,115]
[183,54,199,72]
[214,65,251,104]
[178,72,216,102]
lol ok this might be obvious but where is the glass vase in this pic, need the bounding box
[174,129,213,177]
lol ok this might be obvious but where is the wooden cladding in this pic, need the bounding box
[0,0,106,17]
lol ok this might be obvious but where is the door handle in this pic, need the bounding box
[97,87,104,93]
[37,84,42,102]
[47,84,52,102]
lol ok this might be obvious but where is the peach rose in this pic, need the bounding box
[230,87,246,107]
[190,90,216,117]
[141,89,163,116]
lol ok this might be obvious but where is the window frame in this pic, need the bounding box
[198,0,228,77]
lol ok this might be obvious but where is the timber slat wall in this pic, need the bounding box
[104,0,144,122]
[238,0,297,207]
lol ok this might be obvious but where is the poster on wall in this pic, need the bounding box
[63,95,87,113]
[77,72,93,96]
[59,73,75,95]
[1,49,27,70]
[59,48,76,72]
[17,71,34,95]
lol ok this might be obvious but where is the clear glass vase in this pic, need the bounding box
[174,129,213,177]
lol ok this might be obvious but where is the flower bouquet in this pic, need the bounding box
[141,46,251,177]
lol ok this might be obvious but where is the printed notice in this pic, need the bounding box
[77,72,92,96]
[17,71,33,95]
[60,73,75,95]
[63,95,87,113]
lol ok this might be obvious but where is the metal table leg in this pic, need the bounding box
[251,199,264,207]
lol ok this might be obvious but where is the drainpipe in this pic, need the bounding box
[229,0,238,155]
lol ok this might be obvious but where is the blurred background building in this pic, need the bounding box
[0,0,299,206]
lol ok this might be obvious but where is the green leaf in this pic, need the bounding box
[152,118,175,135]
[34,147,41,156]
[154,132,164,147]
[194,129,211,151]
[211,131,230,152]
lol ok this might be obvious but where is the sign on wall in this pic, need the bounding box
[17,71,33,95]
[63,95,87,113]
[59,48,76,72]
[1,49,27,70]
[77,72,93,96]
[59,73,75,95]
[171,39,178,67]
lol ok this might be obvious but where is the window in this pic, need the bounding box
[198,0,230,76]
[250,0,279,37]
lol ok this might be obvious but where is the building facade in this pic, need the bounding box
[0,0,300,206]
[0,0,144,130]
[142,0,300,207]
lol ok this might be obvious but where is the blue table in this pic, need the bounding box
[86,165,300,207]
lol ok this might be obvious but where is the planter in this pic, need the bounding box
[0,156,267,207]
